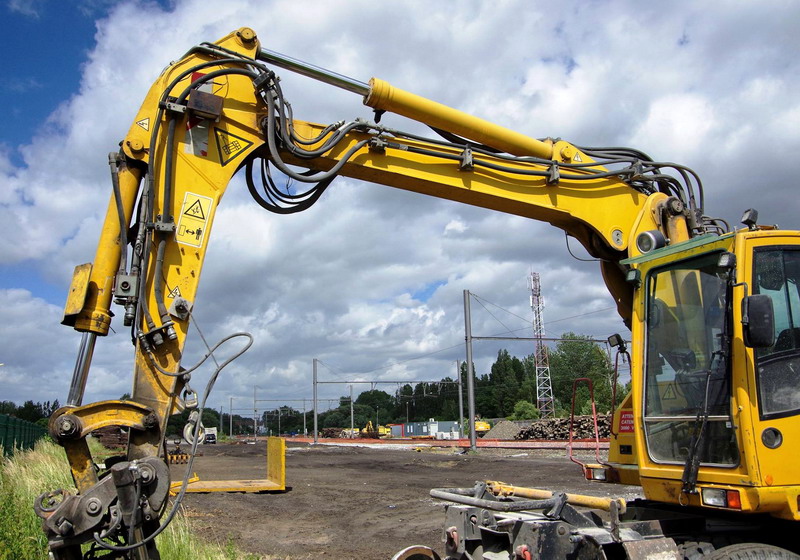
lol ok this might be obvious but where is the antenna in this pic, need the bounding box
[529,272,555,417]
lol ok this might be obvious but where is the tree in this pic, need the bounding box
[548,333,614,415]
[508,400,540,421]
[166,407,220,437]
[489,350,523,417]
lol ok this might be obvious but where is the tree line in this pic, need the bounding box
[2,333,625,437]
[257,333,625,435]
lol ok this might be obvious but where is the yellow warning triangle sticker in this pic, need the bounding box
[214,128,253,166]
[168,286,181,299]
[183,199,206,220]
[136,118,150,131]
[663,384,677,400]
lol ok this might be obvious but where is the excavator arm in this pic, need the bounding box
[41,28,709,558]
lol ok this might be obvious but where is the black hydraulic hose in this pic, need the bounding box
[153,237,169,320]
[246,164,335,214]
[136,188,157,336]
[264,93,369,182]
[266,82,363,158]
[403,143,632,183]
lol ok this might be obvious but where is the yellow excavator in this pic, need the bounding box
[362,421,391,438]
[37,28,800,559]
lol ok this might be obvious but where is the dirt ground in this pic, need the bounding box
[170,440,642,559]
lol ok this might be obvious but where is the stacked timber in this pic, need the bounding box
[515,415,610,440]
[91,426,127,448]
[321,428,342,438]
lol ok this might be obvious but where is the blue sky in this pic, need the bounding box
[0,0,798,414]
[0,1,169,304]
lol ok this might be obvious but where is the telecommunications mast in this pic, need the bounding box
[529,272,555,417]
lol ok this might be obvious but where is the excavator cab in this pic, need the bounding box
[613,228,800,521]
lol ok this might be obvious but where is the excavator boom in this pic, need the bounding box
[38,28,800,559]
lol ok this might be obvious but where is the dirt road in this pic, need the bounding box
[171,441,641,559]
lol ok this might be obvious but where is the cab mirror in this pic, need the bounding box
[742,294,775,348]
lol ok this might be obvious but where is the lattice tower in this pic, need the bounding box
[529,272,555,417]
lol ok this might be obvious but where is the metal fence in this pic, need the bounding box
[0,414,47,455]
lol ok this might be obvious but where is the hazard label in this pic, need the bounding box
[168,286,182,299]
[183,199,206,220]
[176,193,212,248]
[662,384,677,400]
[214,128,253,166]
[618,410,634,433]
[136,117,150,131]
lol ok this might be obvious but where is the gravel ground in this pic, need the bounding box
[170,440,642,558]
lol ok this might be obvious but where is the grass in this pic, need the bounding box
[0,438,280,559]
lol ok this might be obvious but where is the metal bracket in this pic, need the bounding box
[168,296,193,321]
[160,98,186,116]
[547,162,560,185]
[460,146,474,171]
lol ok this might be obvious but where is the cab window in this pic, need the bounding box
[752,248,800,419]
[643,253,737,465]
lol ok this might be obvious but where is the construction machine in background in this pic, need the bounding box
[474,420,491,437]
[36,28,800,559]
[362,421,391,438]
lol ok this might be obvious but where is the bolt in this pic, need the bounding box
[85,497,102,515]
[126,138,145,153]
[666,197,685,215]
[557,525,567,536]
[120,281,130,291]
[237,27,256,44]
[55,415,81,439]
[143,413,159,430]
[560,145,577,161]
[56,517,74,536]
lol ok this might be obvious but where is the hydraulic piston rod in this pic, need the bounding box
[257,47,370,95]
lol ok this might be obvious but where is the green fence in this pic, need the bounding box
[0,414,47,455]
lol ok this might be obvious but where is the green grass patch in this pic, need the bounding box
[0,439,281,559]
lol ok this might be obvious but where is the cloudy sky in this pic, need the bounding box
[1,1,799,421]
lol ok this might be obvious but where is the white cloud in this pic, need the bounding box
[1,0,799,415]
[7,0,44,18]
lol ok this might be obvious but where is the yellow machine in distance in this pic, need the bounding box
[39,27,800,559]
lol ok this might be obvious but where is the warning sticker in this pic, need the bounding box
[214,128,253,166]
[662,384,677,400]
[136,117,150,131]
[176,192,213,247]
[618,410,634,433]
[168,286,181,299]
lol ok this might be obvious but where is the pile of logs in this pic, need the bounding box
[515,415,611,440]
[91,426,127,449]
[321,427,342,438]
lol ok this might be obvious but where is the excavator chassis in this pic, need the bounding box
[414,482,800,560]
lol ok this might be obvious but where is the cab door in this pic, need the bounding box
[743,235,800,486]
